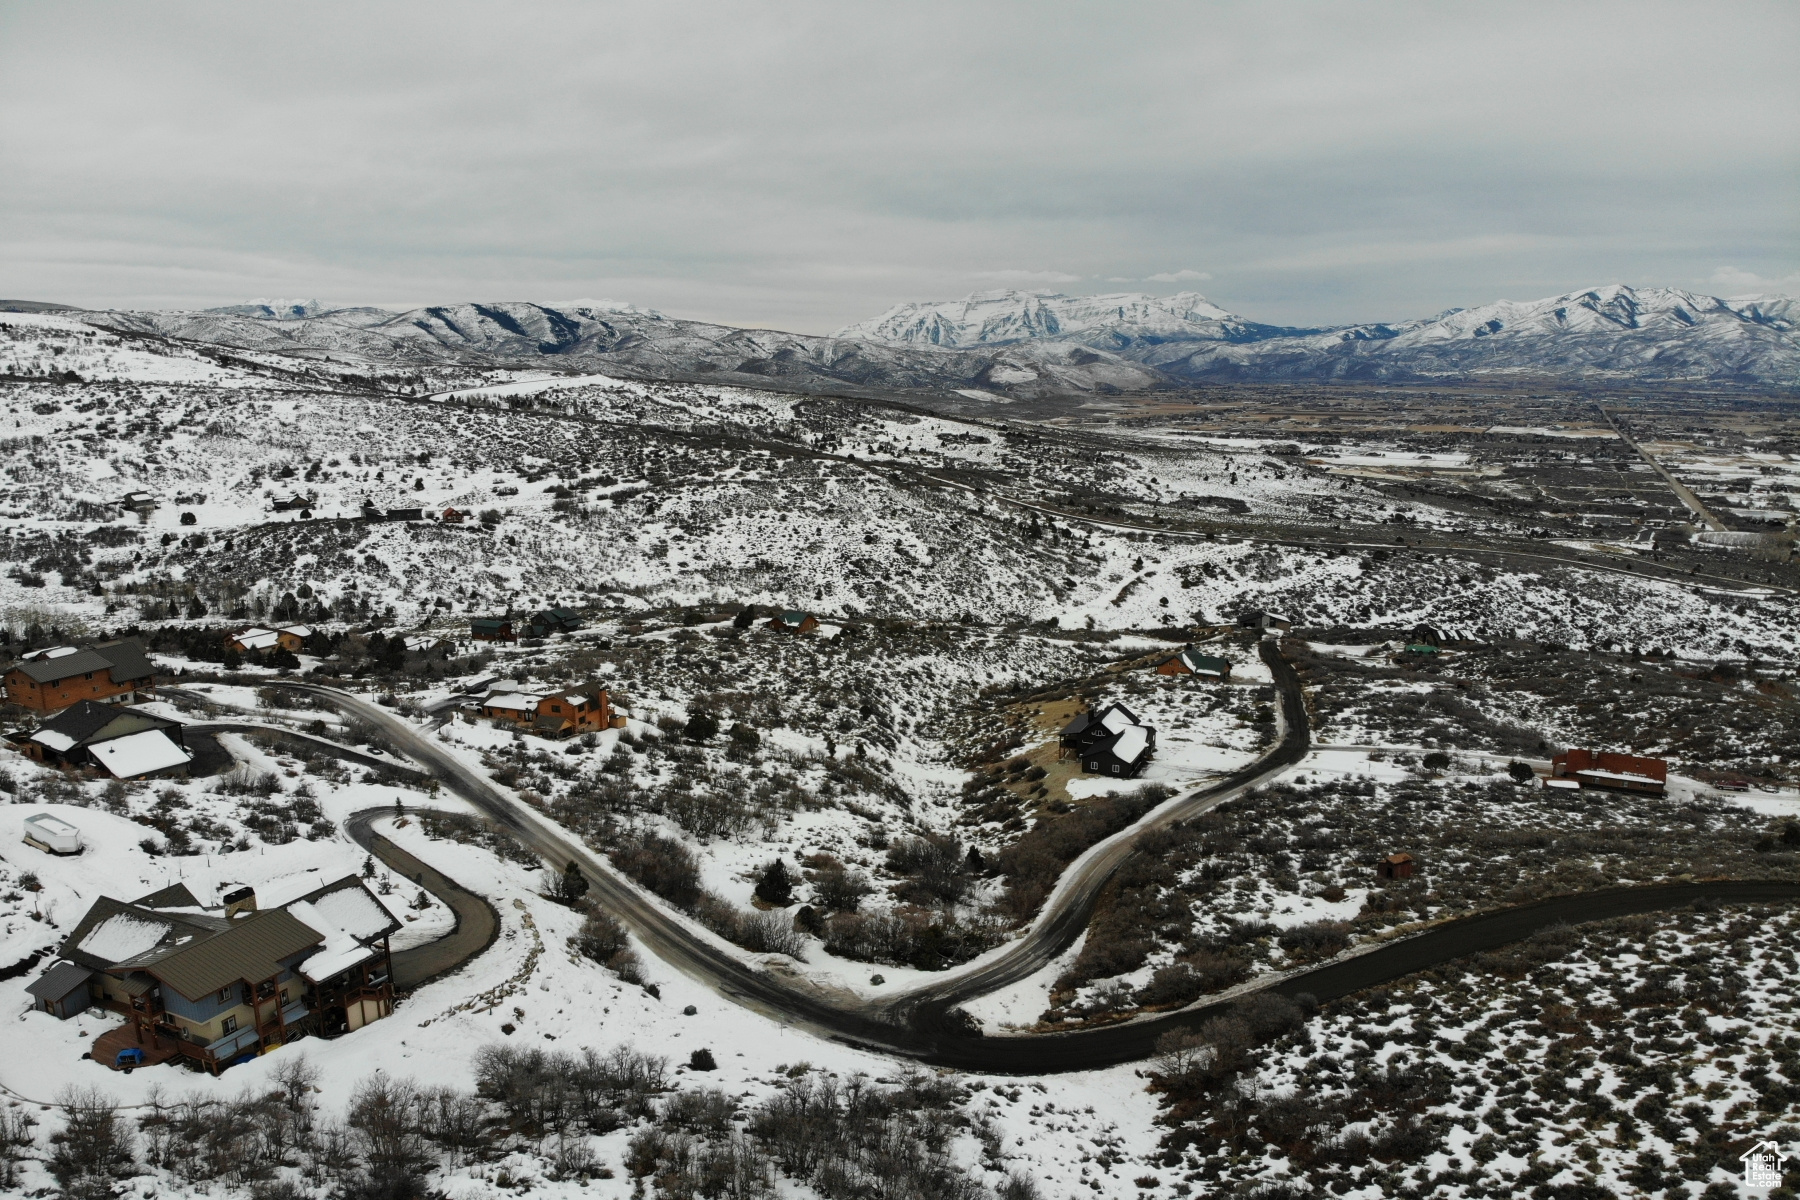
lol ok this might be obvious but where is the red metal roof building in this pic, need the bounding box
[1550,749,1668,796]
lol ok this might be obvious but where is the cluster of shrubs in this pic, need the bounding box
[417,809,540,868]
[1043,768,1800,1023]
[626,1067,1040,1200]
[820,908,1001,972]
[607,833,807,960]
[993,785,1170,921]
[1148,904,1800,1198]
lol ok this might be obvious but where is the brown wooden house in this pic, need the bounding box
[470,617,517,642]
[1153,648,1232,680]
[2,640,156,714]
[1549,749,1668,796]
[477,686,617,737]
[767,610,820,634]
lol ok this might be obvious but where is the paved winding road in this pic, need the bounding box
[887,638,1310,1029]
[342,807,500,991]
[266,660,1800,1072]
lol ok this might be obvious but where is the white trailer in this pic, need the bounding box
[23,813,83,855]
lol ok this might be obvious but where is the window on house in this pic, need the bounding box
[279,988,289,1005]
[221,1015,238,1035]
[218,987,231,1004]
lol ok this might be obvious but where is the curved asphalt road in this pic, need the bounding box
[269,677,1800,1072]
[342,807,501,991]
[905,878,1800,1072]
[186,719,430,778]
[887,637,1310,1027]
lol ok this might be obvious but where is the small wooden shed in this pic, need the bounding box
[1376,852,1415,881]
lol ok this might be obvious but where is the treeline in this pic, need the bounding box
[28,1046,1037,1200]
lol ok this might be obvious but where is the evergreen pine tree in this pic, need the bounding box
[557,860,590,903]
[754,859,793,906]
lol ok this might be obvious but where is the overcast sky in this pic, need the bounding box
[2,2,1796,332]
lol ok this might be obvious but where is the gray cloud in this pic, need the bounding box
[1,1,1795,331]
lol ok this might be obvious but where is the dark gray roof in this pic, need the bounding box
[12,649,113,684]
[58,896,229,974]
[133,882,203,909]
[94,639,155,684]
[114,908,324,1000]
[35,700,177,749]
[61,881,388,1002]
[1060,713,1093,739]
[25,960,93,1002]
[9,640,154,686]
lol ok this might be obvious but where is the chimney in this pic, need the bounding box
[222,886,257,919]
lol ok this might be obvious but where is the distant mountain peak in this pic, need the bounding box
[546,298,667,319]
[209,298,328,320]
[835,289,1247,349]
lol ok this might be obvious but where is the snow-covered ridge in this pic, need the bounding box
[831,283,1797,387]
[207,299,331,320]
[834,289,1258,349]
[50,282,1800,395]
[1165,284,1800,385]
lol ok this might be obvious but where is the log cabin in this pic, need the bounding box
[767,610,820,634]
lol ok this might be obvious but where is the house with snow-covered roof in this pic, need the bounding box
[1058,702,1157,778]
[8,699,192,780]
[476,683,616,737]
[1059,702,1141,755]
[28,875,400,1072]
[1081,718,1156,779]
[226,625,311,655]
[1153,647,1232,680]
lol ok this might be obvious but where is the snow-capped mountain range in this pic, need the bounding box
[38,283,1800,396]
[835,290,1276,349]
[842,285,1798,387]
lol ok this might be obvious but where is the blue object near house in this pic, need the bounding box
[114,1048,145,1070]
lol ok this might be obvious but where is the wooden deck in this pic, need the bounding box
[91,1022,184,1070]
